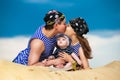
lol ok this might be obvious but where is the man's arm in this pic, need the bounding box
[28,39,45,66]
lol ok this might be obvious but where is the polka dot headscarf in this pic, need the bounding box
[69,17,89,36]
[44,10,65,26]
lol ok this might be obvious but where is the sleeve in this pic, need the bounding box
[52,48,59,58]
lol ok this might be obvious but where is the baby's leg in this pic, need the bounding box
[55,64,64,68]
[64,62,72,69]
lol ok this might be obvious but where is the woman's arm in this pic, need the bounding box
[71,53,82,65]
[78,47,90,69]
[28,39,45,66]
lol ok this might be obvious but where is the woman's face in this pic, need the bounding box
[65,24,75,36]
[55,19,67,33]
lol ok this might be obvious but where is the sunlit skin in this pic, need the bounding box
[28,19,66,66]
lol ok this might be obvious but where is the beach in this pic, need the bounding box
[0,60,120,80]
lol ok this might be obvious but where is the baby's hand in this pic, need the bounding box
[48,56,55,60]
[59,52,71,61]
[45,60,55,66]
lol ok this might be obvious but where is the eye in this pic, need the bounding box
[62,38,66,41]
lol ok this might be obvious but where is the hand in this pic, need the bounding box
[48,56,55,60]
[59,52,75,63]
[45,60,55,66]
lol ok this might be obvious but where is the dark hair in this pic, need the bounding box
[44,10,65,30]
[77,36,92,59]
[69,17,89,36]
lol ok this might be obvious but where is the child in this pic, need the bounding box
[43,33,82,69]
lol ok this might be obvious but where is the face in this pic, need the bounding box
[55,19,67,33]
[57,37,68,49]
[65,24,76,36]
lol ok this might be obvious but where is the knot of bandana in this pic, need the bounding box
[44,10,65,26]
[69,17,89,36]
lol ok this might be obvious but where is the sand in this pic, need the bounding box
[0,60,120,80]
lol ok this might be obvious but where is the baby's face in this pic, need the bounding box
[57,37,68,49]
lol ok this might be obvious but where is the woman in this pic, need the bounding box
[61,17,92,69]
[12,10,66,66]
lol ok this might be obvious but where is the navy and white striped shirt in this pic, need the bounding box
[71,42,81,56]
[12,25,56,65]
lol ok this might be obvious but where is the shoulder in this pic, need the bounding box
[30,39,44,48]
[72,42,81,48]
[29,38,45,55]
[68,46,74,51]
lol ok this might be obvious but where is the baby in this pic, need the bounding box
[42,33,82,69]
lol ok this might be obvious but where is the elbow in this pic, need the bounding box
[28,62,35,66]
[28,60,37,66]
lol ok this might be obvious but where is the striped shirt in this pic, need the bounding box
[71,42,81,56]
[12,25,56,65]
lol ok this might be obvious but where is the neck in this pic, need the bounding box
[69,35,79,46]
[60,46,67,49]
[42,27,57,38]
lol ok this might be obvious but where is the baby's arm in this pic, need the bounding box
[71,53,82,65]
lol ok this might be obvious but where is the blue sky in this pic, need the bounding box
[0,0,120,37]
[0,0,120,67]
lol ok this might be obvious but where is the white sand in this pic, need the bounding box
[0,60,120,80]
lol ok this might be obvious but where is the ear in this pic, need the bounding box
[53,23,58,29]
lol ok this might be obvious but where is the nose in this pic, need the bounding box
[64,24,67,28]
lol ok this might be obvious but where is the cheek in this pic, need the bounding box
[65,27,71,35]
[64,42,68,45]
[61,25,66,30]
[58,25,66,32]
